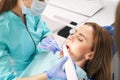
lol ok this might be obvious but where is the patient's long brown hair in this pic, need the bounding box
[84,22,113,80]
[0,0,17,14]
[114,2,120,59]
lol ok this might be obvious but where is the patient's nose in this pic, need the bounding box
[68,34,76,42]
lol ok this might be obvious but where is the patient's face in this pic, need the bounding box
[65,25,94,61]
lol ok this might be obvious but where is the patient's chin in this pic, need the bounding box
[60,51,77,62]
[60,51,64,57]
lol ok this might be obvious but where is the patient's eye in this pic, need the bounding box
[78,37,83,42]
[39,0,44,2]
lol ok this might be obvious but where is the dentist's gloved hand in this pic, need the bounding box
[38,37,61,54]
[45,57,68,80]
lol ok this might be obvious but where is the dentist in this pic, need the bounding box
[0,0,62,80]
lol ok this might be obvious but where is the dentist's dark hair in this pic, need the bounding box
[0,0,17,14]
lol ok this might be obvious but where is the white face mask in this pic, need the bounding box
[22,0,46,16]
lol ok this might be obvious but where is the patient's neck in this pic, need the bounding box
[59,52,86,68]
[75,60,86,68]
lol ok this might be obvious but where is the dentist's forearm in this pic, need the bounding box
[17,73,48,80]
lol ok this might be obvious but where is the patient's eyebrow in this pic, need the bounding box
[76,30,87,40]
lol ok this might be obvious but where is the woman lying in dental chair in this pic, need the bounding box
[21,22,113,80]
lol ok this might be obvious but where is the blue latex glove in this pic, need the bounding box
[103,26,114,36]
[45,57,68,80]
[103,26,117,55]
[38,37,61,54]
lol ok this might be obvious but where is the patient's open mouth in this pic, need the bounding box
[66,45,69,49]
[65,44,71,54]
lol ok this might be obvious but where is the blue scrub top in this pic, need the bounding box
[0,11,52,80]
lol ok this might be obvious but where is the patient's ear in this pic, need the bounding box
[85,52,94,60]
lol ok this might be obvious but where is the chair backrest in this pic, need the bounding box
[103,25,117,55]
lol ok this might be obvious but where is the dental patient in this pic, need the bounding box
[60,22,113,80]
[23,22,113,80]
